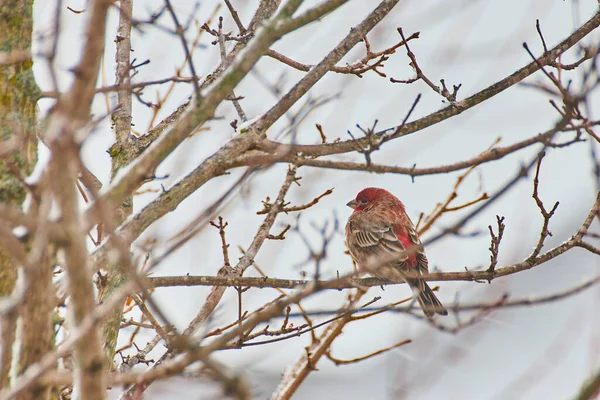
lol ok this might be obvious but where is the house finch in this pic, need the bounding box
[345,187,447,317]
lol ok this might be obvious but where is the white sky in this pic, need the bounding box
[32,1,600,399]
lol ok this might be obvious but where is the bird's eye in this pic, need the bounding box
[360,199,368,204]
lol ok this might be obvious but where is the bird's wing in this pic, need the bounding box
[347,220,410,270]
[401,222,429,274]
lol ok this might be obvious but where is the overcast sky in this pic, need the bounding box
[33,1,600,399]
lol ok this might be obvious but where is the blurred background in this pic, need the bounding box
[33,1,600,398]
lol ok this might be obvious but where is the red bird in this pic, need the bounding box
[345,187,447,317]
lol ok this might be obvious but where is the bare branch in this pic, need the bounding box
[258,11,600,158]
[527,151,559,261]
[0,281,138,400]
[147,191,600,288]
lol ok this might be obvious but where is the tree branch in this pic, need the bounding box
[257,10,600,158]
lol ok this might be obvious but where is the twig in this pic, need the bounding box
[326,338,411,365]
[391,28,462,102]
[164,0,201,98]
[215,16,247,122]
[527,152,559,261]
[210,216,231,266]
[223,0,246,34]
[257,188,333,215]
[265,30,419,77]
[486,215,506,278]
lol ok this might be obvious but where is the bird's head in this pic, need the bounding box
[346,187,401,213]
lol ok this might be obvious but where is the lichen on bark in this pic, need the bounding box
[0,2,53,398]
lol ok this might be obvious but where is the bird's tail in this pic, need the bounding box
[409,279,448,318]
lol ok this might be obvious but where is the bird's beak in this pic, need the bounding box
[346,199,359,209]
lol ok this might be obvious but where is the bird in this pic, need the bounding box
[345,187,447,318]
